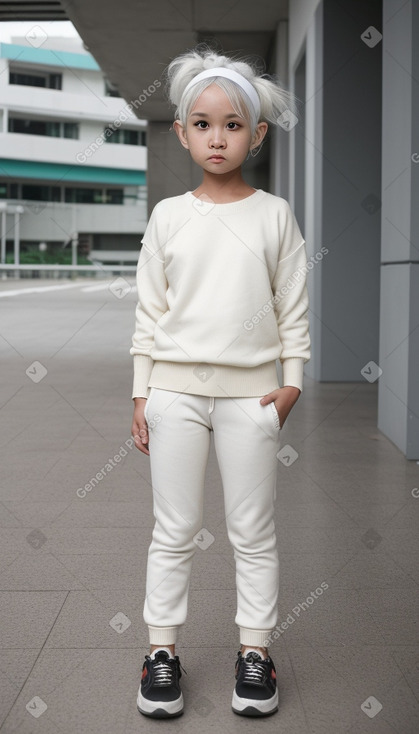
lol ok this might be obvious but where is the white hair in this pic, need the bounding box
[164,44,297,137]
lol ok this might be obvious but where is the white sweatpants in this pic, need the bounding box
[143,387,282,647]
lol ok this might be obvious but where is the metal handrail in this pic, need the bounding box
[0,264,136,271]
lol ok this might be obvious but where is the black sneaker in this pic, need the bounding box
[232,649,278,716]
[137,647,184,718]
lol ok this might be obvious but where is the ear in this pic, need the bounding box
[173,119,190,150]
[250,121,268,152]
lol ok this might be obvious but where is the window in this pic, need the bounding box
[105,189,123,204]
[10,71,45,87]
[9,118,59,136]
[8,118,79,139]
[0,182,19,199]
[63,122,78,139]
[64,187,124,204]
[49,74,62,90]
[22,185,60,202]
[65,188,98,204]
[0,183,125,205]
[9,69,62,89]
[123,129,138,145]
[0,182,61,201]
[104,79,120,97]
[104,126,146,145]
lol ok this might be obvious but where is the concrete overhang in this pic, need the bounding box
[0,1,67,21]
[59,0,289,121]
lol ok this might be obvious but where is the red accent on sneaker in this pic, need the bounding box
[141,667,147,680]
[271,669,276,680]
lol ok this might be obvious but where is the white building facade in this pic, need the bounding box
[0,36,148,266]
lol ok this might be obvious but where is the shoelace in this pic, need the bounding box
[152,659,174,685]
[242,658,266,684]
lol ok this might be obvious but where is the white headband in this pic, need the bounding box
[182,67,261,118]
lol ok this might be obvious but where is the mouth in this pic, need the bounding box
[208,155,225,161]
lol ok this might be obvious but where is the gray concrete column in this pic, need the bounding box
[300,0,382,382]
[378,0,419,459]
[147,121,202,216]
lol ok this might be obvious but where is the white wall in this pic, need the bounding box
[9,201,147,242]
[78,119,105,141]
[0,132,147,170]
[62,68,104,96]
[0,83,147,125]
[0,58,8,84]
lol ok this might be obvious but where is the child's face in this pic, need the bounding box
[175,83,261,174]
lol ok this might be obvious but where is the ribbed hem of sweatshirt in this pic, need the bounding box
[132,357,306,398]
[147,360,280,398]
[239,627,274,647]
[148,625,178,645]
[281,357,304,392]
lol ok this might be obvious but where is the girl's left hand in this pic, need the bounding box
[260,386,301,429]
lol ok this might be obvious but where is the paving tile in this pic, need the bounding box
[0,551,85,591]
[43,589,147,649]
[0,591,66,647]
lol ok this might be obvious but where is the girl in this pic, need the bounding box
[130,45,310,719]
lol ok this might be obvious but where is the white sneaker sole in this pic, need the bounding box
[137,690,184,718]
[232,688,278,716]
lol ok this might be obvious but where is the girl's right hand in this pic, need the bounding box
[131,397,150,456]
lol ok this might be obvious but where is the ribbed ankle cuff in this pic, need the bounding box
[148,625,178,645]
[239,627,273,647]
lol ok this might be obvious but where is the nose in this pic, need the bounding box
[210,127,226,149]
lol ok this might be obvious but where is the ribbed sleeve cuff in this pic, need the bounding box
[132,354,154,399]
[281,358,304,392]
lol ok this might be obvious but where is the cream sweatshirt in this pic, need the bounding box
[130,188,310,399]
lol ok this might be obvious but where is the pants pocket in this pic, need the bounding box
[269,401,281,431]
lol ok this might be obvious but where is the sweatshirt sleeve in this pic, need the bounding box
[272,201,311,392]
[130,203,168,399]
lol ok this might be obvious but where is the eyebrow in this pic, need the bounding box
[190,112,242,118]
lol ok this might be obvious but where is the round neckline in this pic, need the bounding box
[186,188,264,213]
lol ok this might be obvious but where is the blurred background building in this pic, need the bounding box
[0,34,147,266]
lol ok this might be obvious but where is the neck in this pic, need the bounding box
[196,168,254,202]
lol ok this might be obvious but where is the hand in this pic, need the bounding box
[131,397,150,455]
[260,386,301,429]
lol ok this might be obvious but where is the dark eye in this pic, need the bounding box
[194,121,208,129]
[227,122,240,129]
